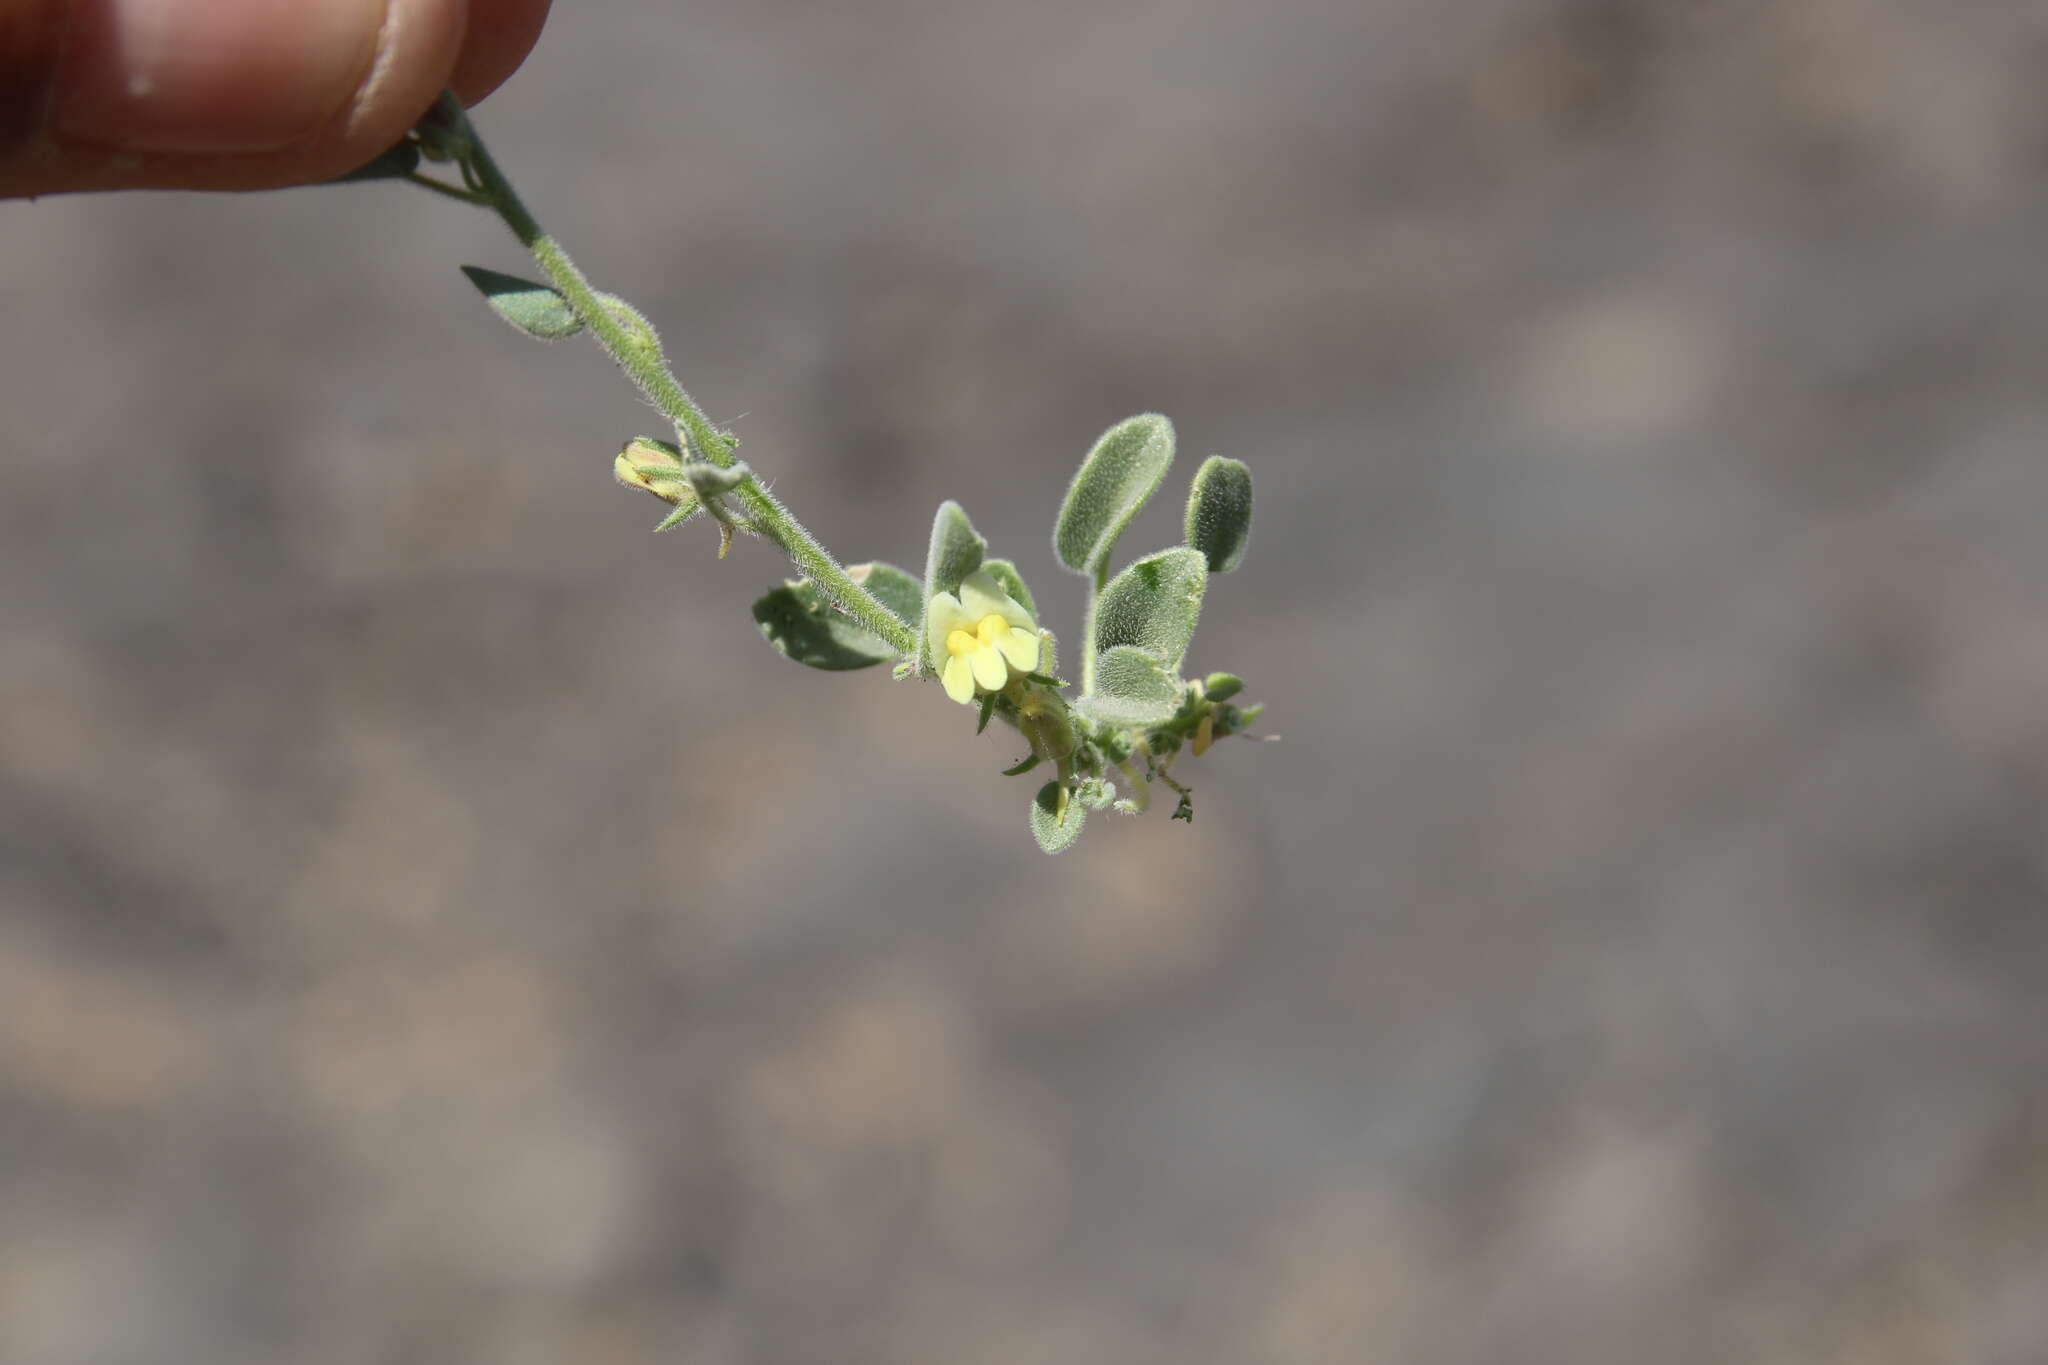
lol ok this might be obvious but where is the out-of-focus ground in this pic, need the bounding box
[6,1,2048,1361]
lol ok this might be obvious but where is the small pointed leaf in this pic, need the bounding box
[1055,414,1175,578]
[1075,645,1183,727]
[753,581,896,670]
[330,138,422,183]
[1030,781,1087,854]
[848,562,923,632]
[460,266,584,340]
[1184,456,1252,573]
[1094,546,1208,671]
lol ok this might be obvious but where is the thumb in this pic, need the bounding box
[1,0,468,196]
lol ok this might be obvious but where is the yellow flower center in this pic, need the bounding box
[948,614,1013,658]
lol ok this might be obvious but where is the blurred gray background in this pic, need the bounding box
[6,0,2048,1361]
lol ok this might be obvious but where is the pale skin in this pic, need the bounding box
[0,0,551,196]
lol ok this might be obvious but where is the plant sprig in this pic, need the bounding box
[345,93,1267,853]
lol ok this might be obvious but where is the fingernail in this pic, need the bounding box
[55,0,382,154]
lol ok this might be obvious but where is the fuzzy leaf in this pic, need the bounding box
[1075,645,1183,726]
[1030,781,1087,854]
[1094,546,1208,671]
[924,500,987,599]
[848,562,923,631]
[460,266,584,340]
[979,558,1036,619]
[753,581,895,670]
[1184,455,1252,573]
[921,500,987,671]
[684,460,751,499]
[1055,414,1175,578]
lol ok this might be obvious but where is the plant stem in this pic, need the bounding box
[1079,568,1104,694]
[443,95,919,657]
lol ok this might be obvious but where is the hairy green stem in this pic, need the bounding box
[443,95,918,657]
[1079,568,1104,694]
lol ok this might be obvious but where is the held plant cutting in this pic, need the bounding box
[349,96,1266,853]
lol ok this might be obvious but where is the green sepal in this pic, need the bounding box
[1170,791,1195,823]
[1094,546,1208,671]
[460,266,585,340]
[1001,753,1043,777]
[1184,455,1252,573]
[1074,645,1182,727]
[652,502,702,532]
[1030,781,1087,854]
[1054,414,1175,578]
[848,562,923,632]
[976,692,997,734]
[921,501,987,671]
[979,558,1036,619]
[753,580,897,670]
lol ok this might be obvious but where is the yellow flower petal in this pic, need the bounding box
[958,570,1034,631]
[926,590,973,660]
[942,654,976,704]
[970,643,1008,691]
[997,626,1039,674]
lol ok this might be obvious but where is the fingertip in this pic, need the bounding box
[1,0,470,195]
[448,0,550,106]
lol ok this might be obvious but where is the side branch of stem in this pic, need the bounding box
[445,95,918,658]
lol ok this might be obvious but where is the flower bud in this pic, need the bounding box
[614,437,694,506]
[1202,672,1245,703]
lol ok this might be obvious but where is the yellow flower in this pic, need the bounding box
[927,570,1040,704]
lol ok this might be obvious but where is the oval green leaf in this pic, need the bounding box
[848,561,923,632]
[1030,781,1087,854]
[753,581,896,671]
[1075,645,1183,727]
[1184,455,1252,573]
[1054,414,1175,578]
[460,265,584,340]
[1094,546,1208,671]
